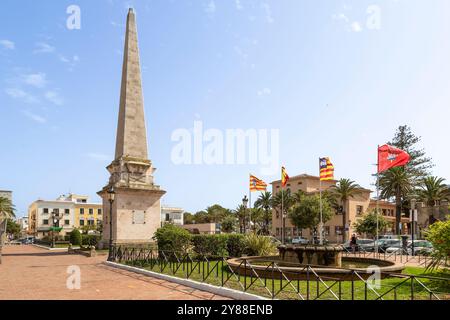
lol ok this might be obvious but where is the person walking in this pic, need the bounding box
[350,234,357,254]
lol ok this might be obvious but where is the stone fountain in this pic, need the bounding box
[277,244,344,267]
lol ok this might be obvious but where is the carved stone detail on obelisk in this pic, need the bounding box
[98,8,165,245]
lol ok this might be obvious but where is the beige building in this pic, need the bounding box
[181,223,221,235]
[28,194,102,239]
[271,174,404,243]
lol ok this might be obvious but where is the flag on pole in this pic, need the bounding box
[377,145,410,173]
[281,166,289,187]
[319,157,334,181]
[249,174,267,192]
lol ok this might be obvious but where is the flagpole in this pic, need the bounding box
[319,176,323,245]
[249,179,252,233]
[281,182,284,244]
[376,145,380,255]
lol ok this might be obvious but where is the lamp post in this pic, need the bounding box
[107,186,115,261]
[242,195,248,234]
[410,198,416,256]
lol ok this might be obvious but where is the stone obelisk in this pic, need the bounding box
[98,8,165,245]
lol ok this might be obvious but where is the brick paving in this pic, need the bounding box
[0,245,229,300]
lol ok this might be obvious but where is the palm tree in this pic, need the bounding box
[0,197,15,219]
[0,197,15,264]
[417,176,449,206]
[234,204,248,234]
[329,179,362,242]
[379,167,413,235]
[254,191,272,235]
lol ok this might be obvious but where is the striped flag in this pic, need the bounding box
[249,174,267,192]
[319,157,334,181]
[281,166,289,187]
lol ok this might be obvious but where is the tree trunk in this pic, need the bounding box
[395,188,402,235]
[342,199,347,243]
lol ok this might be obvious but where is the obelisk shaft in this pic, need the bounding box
[115,8,148,161]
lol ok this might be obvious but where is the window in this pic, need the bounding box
[88,220,94,226]
[165,213,170,221]
[276,228,280,236]
[43,219,49,225]
[43,208,49,214]
[65,209,70,215]
[382,209,387,216]
[79,219,85,226]
[64,220,70,225]
[335,226,343,235]
[356,205,364,215]
[89,208,93,215]
[97,209,102,215]
[80,208,84,214]
[324,226,330,236]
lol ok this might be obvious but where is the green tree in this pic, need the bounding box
[234,204,249,234]
[353,210,387,238]
[153,224,192,253]
[329,179,362,242]
[221,215,236,233]
[379,167,413,234]
[417,176,449,207]
[6,219,21,238]
[288,194,333,235]
[183,212,195,224]
[425,218,450,270]
[244,233,277,256]
[69,228,82,246]
[254,191,272,235]
[0,197,15,218]
[387,125,433,181]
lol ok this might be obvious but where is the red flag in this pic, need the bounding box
[378,144,410,173]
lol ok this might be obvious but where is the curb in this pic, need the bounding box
[32,244,79,251]
[103,261,268,301]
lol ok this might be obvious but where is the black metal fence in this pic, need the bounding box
[109,246,449,300]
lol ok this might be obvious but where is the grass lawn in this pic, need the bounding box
[123,260,450,300]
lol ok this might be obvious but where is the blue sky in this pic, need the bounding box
[1,0,450,217]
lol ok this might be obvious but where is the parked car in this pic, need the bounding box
[19,236,35,244]
[377,239,402,253]
[407,240,434,256]
[343,239,374,252]
[291,237,309,245]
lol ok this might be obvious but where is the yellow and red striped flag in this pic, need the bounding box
[250,174,267,192]
[319,157,334,181]
[281,166,289,187]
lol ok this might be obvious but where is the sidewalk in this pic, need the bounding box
[0,245,229,300]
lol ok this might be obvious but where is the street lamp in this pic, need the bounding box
[242,195,248,234]
[107,186,115,261]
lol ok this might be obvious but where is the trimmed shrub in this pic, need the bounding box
[69,229,82,246]
[82,235,101,247]
[192,234,228,257]
[226,234,246,257]
[153,224,192,253]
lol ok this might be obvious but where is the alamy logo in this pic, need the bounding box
[66,5,81,30]
[66,265,81,290]
[171,121,280,175]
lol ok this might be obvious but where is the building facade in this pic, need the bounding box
[271,174,405,243]
[161,206,184,226]
[28,194,102,239]
[181,223,221,235]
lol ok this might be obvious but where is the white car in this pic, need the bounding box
[291,237,309,245]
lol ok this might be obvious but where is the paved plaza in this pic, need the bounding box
[0,245,228,300]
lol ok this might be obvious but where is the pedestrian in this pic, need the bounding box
[350,234,357,254]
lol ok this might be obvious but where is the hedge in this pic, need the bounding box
[82,235,101,247]
[191,234,229,257]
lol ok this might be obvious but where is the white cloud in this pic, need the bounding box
[351,21,362,32]
[45,91,64,106]
[332,13,349,23]
[261,3,274,24]
[235,0,243,10]
[205,1,216,16]
[257,88,271,96]
[33,42,55,54]
[0,39,15,50]
[23,73,47,88]
[5,88,39,104]
[21,110,47,123]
